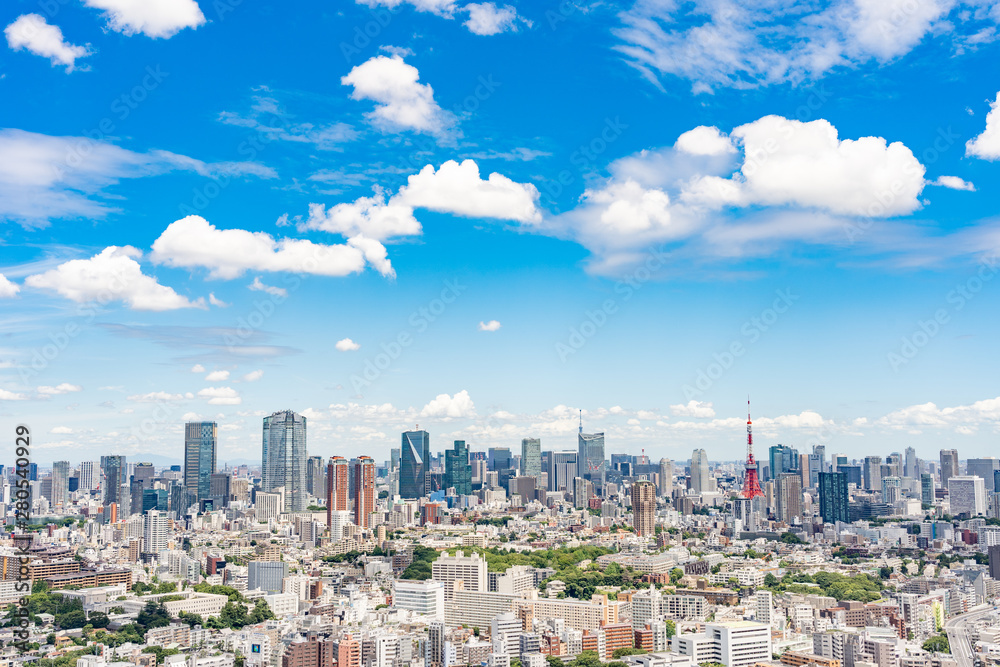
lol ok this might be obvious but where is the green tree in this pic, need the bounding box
[922,635,950,653]
[670,568,684,584]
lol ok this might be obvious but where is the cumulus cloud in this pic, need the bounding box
[205,370,230,382]
[336,338,361,351]
[931,175,976,191]
[463,3,529,35]
[198,386,241,405]
[190,364,206,373]
[478,320,502,332]
[150,215,395,279]
[674,126,736,156]
[0,274,19,298]
[0,389,27,401]
[670,400,716,418]
[248,277,288,298]
[0,129,273,227]
[25,246,206,311]
[243,370,264,382]
[198,387,241,406]
[681,116,926,217]
[395,159,542,222]
[421,390,476,419]
[50,426,74,434]
[303,192,421,241]
[342,53,455,138]
[5,14,91,72]
[83,0,206,39]
[967,92,1000,160]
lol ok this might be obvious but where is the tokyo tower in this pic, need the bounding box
[741,399,764,499]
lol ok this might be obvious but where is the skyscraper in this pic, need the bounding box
[881,476,902,504]
[818,472,849,524]
[863,456,882,492]
[948,476,986,517]
[143,509,168,556]
[768,445,798,481]
[78,461,97,492]
[132,462,155,489]
[51,460,69,508]
[989,545,1000,580]
[940,449,959,487]
[306,455,326,497]
[184,422,217,502]
[921,473,935,505]
[444,441,472,495]
[631,480,656,536]
[262,410,307,513]
[578,430,606,496]
[658,458,673,496]
[401,429,430,499]
[967,458,999,482]
[521,438,542,480]
[327,456,349,528]
[101,455,127,520]
[690,449,711,494]
[904,447,918,478]
[775,473,802,523]
[548,451,577,492]
[353,456,375,528]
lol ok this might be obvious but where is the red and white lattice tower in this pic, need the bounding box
[741,399,764,499]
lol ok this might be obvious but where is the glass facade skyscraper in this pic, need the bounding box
[578,432,605,495]
[521,438,542,480]
[818,472,849,524]
[400,429,430,499]
[100,455,127,520]
[768,444,798,481]
[444,440,472,495]
[184,422,217,502]
[262,410,307,512]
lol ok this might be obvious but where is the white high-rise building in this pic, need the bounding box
[673,621,771,667]
[491,612,522,656]
[949,476,987,516]
[143,510,168,555]
[255,492,282,523]
[394,580,445,620]
[755,591,774,627]
[79,461,97,492]
[432,550,488,600]
[658,458,674,496]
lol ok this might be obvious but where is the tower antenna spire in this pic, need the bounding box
[579,409,583,434]
[741,396,764,499]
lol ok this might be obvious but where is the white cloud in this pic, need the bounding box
[967,92,1000,160]
[614,1,985,93]
[0,129,273,227]
[218,93,358,150]
[478,320,502,332]
[355,0,457,17]
[670,400,716,418]
[198,386,242,405]
[336,338,361,351]
[682,116,926,217]
[4,14,91,72]
[209,293,229,307]
[463,3,528,35]
[674,126,736,156]
[0,274,19,298]
[190,364,205,373]
[421,390,476,419]
[303,192,421,241]
[342,53,455,138]
[50,426,74,434]
[37,383,82,395]
[25,246,206,311]
[83,0,206,39]
[0,389,27,401]
[931,175,976,191]
[127,391,193,402]
[205,370,230,382]
[395,159,542,222]
[243,370,264,382]
[876,397,1000,431]
[248,277,288,298]
[150,215,394,279]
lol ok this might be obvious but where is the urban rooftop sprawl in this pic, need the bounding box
[4,409,1000,667]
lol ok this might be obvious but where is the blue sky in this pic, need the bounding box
[3,0,1000,467]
